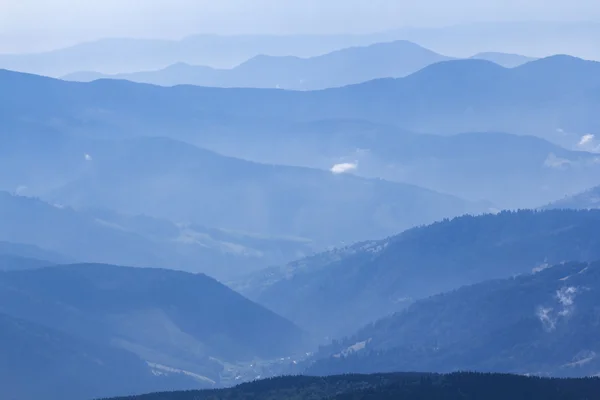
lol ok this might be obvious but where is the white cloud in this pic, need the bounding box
[330,162,357,174]
[579,134,595,146]
[577,134,600,153]
[84,153,93,161]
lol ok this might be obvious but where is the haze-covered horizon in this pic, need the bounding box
[1,0,600,53]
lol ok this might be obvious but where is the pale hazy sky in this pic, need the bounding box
[1,0,599,52]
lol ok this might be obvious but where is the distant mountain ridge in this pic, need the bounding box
[2,21,598,76]
[3,56,600,217]
[3,54,598,150]
[470,51,537,67]
[42,136,484,248]
[0,33,410,76]
[62,41,455,90]
[61,42,540,90]
[189,121,600,209]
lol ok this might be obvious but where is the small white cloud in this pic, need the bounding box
[579,134,595,147]
[84,153,93,161]
[543,153,571,169]
[330,162,358,174]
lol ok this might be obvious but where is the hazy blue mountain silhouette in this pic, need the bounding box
[2,21,597,76]
[46,136,483,246]
[0,191,318,279]
[0,264,308,388]
[63,41,453,90]
[7,85,598,211]
[308,261,600,378]
[63,45,538,90]
[469,52,537,67]
[235,210,600,338]
[0,33,410,76]
[185,120,600,209]
[3,55,599,149]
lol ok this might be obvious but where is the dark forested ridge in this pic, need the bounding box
[307,261,600,377]
[102,372,600,400]
[237,209,600,338]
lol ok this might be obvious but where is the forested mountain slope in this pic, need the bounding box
[236,210,600,337]
[308,261,600,377]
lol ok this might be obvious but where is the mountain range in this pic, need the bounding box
[187,121,600,209]
[45,136,484,246]
[1,119,487,253]
[0,33,407,76]
[3,54,599,150]
[307,260,600,378]
[3,55,600,214]
[62,41,455,90]
[234,210,600,338]
[4,27,600,400]
[62,41,535,90]
[1,21,596,77]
